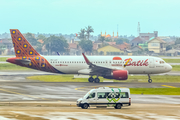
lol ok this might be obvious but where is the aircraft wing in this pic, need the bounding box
[82,53,130,75]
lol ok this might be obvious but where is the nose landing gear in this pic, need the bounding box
[148,74,152,83]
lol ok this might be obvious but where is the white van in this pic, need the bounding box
[77,87,131,109]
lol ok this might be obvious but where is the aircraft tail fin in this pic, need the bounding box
[10,29,40,58]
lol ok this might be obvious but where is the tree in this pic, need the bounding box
[98,36,105,43]
[35,34,47,54]
[175,38,180,44]
[166,45,172,51]
[85,26,94,40]
[37,34,46,40]
[45,35,68,55]
[115,38,129,44]
[79,40,93,54]
[24,33,37,46]
[78,29,86,40]
[116,39,123,44]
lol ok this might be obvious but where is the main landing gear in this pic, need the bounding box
[148,74,152,83]
[88,76,100,83]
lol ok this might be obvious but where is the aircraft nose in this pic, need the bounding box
[166,64,172,72]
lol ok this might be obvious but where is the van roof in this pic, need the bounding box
[97,87,129,90]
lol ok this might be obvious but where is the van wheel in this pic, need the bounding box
[115,104,122,109]
[82,104,89,109]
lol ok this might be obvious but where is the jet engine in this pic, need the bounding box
[103,70,128,80]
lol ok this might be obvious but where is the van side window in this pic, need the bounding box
[107,92,120,98]
[98,92,106,98]
[120,92,129,98]
[88,93,95,99]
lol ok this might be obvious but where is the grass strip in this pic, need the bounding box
[130,88,180,95]
[0,57,8,62]
[28,75,180,83]
[171,65,180,71]
[0,63,31,70]
[27,75,107,82]
[126,75,180,83]
[163,59,180,63]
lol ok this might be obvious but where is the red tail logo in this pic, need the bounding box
[7,29,63,74]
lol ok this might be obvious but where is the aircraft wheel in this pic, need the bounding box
[88,77,94,82]
[94,78,100,83]
[148,79,152,83]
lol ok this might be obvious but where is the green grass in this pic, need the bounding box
[126,75,180,83]
[0,57,8,62]
[171,65,180,71]
[0,63,31,70]
[28,75,180,83]
[27,75,107,82]
[130,88,180,95]
[163,59,180,63]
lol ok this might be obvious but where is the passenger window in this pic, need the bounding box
[88,93,95,99]
[98,92,106,99]
[120,92,129,98]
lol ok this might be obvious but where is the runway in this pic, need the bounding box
[0,76,180,104]
[0,72,180,119]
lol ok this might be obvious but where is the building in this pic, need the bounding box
[148,37,166,54]
[166,49,180,56]
[68,43,81,55]
[131,46,143,52]
[97,45,124,55]
[130,37,143,46]
[139,31,158,40]
[116,42,130,51]
[0,39,13,55]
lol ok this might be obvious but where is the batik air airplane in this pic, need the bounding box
[7,29,172,83]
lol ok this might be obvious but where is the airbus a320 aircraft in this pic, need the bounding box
[7,29,172,83]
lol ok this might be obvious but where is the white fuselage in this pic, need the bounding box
[44,56,172,74]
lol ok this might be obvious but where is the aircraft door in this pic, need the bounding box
[149,58,155,68]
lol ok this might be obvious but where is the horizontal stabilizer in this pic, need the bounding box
[7,57,31,65]
[15,59,31,65]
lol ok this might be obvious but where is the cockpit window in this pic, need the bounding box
[160,61,165,64]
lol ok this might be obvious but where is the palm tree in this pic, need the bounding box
[78,29,86,40]
[85,26,94,40]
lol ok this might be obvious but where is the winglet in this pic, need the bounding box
[57,52,60,56]
[82,53,91,65]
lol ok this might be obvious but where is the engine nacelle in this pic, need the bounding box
[103,70,128,80]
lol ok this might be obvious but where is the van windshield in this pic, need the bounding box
[83,90,94,98]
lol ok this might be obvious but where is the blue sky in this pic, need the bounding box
[0,0,180,36]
